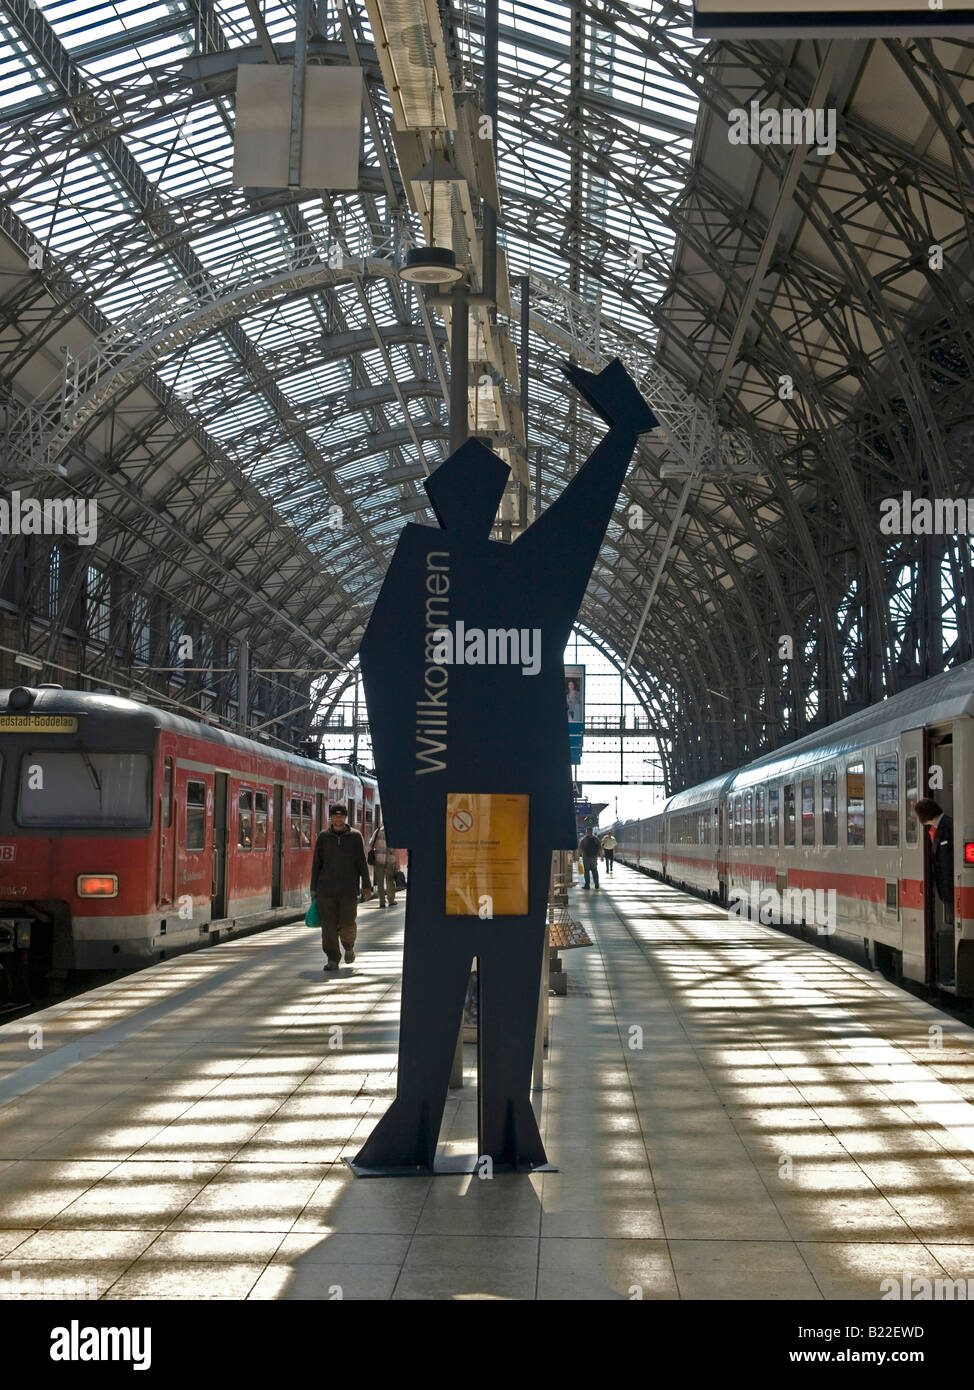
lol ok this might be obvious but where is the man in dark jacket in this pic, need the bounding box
[915,797,954,921]
[311,803,372,971]
[579,830,602,890]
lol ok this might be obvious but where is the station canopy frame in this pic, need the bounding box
[0,0,972,790]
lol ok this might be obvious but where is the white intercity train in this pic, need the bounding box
[613,660,974,993]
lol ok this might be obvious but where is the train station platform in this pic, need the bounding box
[3,865,974,1301]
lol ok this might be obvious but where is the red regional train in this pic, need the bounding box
[613,659,974,996]
[0,684,384,988]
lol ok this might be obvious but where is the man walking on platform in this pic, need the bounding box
[600,830,617,873]
[311,804,372,971]
[579,828,602,890]
[367,821,400,908]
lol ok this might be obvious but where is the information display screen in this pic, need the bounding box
[445,792,529,916]
[0,715,78,733]
[693,0,974,37]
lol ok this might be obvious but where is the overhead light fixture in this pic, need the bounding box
[400,131,464,285]
[14,652,43,671]
[400,245,463,284]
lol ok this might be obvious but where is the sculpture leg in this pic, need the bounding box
[476,846,553,1169]
[353,901,472,1172]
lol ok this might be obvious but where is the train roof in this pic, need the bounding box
[665,770,737,811]
[729,658,974,790]
[0,687,372,786]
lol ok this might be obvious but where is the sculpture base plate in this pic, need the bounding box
[344,1154,558,1178]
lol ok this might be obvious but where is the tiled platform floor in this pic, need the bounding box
[4,867,974,1298]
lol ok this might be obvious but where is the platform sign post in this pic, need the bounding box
[350,358,657,1175]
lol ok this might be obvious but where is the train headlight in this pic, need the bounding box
[77,874,118,897]
[965,844,974,865]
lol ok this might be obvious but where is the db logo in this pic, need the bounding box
[0,845,15,862]
[451,811,473,833]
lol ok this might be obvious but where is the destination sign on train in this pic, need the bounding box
[0,715,79,733]
[693,0,974,37]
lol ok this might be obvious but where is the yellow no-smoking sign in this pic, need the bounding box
[445,793,529,916]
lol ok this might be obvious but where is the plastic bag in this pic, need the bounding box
[305,898,320,927]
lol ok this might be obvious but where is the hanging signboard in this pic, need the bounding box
[565,664,585,763]
[693,0,974,38]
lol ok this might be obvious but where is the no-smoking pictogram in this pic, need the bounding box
[451,810,473,833]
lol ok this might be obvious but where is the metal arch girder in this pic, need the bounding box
[571,612,685,787]
[513,272,769,478]
[0,0,401,579]
[516,111,905,706]
[4,395,364,670]
[511,273,794,721]
[603,497,788,737]
[4,254,403,478]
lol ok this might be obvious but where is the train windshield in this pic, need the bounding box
[17,751,152,828]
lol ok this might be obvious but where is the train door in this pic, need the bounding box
[212,772,229,920]
[900,730,926,984]
[929,730,955,988]
[157,752,174,906]
[271,785,283,908]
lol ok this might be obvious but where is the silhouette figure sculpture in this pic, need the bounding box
[352,358,657,1174]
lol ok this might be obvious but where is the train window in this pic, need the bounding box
[822,766,837,846]
[18,751,151,829]
[237,789,253,849]
[186,780,206,851]
[846,763,865,846]
[290,795,301,849]
[348,798,357,827]
[905,756,919,845]
[163,756,172,828]
[744,792,752,847]
[876,755,899,846]
[768,787,779,844]
[698,811,706,845]
[301,799,312,847]
[755,788,765,847]
[254,791,268,850]
[783,784,796,846]
[801,780,815,846]
[733,796,742,847]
